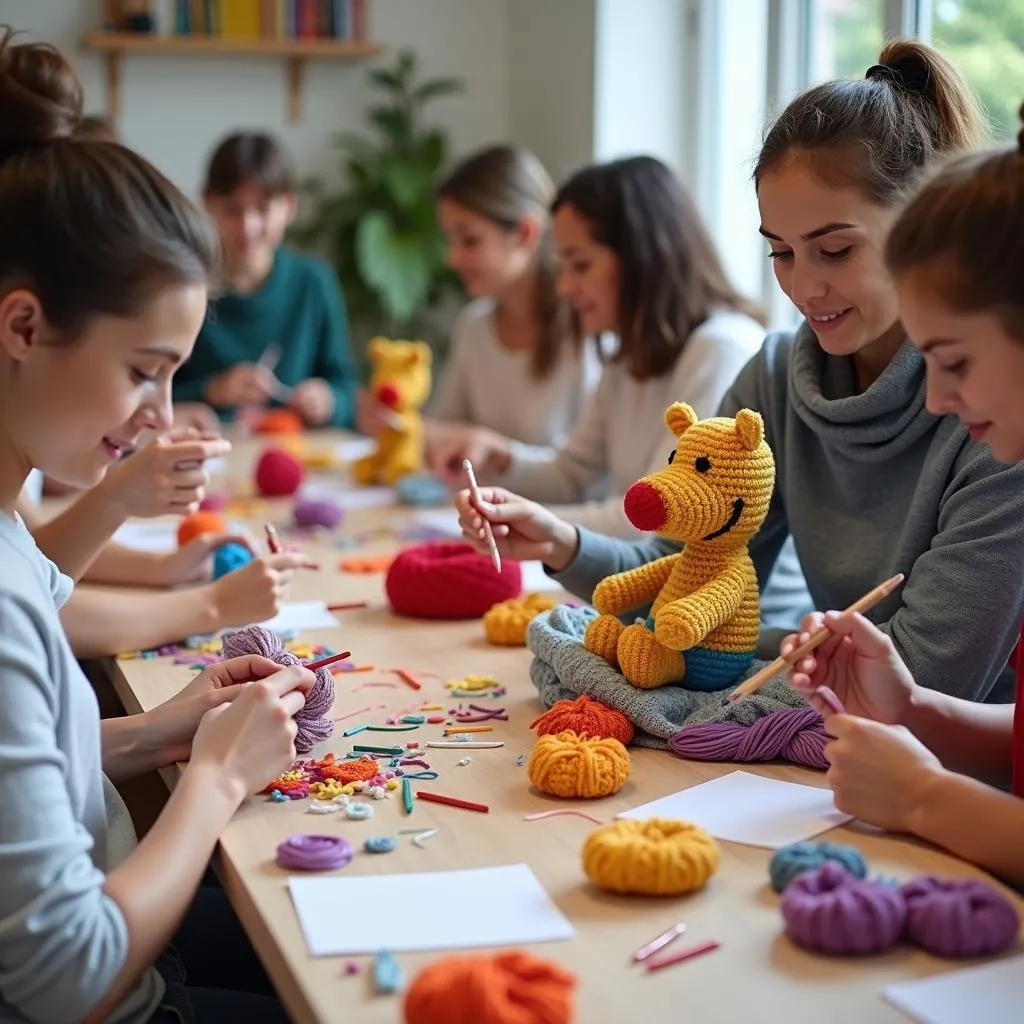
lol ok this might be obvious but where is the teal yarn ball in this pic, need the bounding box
[396,473,450,507]
[769,841,868,894]
[213,541,254,580]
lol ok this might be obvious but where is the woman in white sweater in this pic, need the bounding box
[452,155,766,538]
[359,146,600,463]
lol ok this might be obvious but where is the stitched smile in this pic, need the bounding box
[703,498,744,541]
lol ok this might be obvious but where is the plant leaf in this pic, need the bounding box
[383,162,431,210]
[418,131,446,174]
[355,213,431,325]
[369,68,403,91]
[412,78,463,103]
[368,105,409,143]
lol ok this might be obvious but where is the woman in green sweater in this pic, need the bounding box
[173,132,357,428]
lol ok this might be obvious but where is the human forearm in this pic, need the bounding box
[100,713,173,783]
[81,542,169,587]
[910,769,1024,885]
[87,767,241,1023]
[904,687,1014,786]
[61,585,220,659]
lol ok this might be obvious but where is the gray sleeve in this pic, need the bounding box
[880,446,1024,703]
[0,595,128,1022]
[427,318,472,422]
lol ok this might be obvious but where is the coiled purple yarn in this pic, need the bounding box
[670,707,829,770]
[276,834,353,870]
[781,861,906,955]
[220,624,334,752]
[902,876,1020,958]
[293,496,343,531]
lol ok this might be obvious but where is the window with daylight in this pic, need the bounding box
[808,0,886,81]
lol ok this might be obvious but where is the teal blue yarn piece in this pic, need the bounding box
[396,473,450,507]
[769,840,868,894]
[364,836,397,854]
[212,541,255,580]
[373,950,404,994]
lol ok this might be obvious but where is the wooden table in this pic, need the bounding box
[103,435,1023,1024]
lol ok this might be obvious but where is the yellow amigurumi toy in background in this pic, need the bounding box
[354,338,432,486]
[584,402,775,691]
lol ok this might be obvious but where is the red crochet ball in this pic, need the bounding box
[386,542,522,620]
[254,447,305,497]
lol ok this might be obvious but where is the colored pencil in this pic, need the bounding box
[462,459,501,574]
[645,938,720,972]
[416,790,489,814]
[304,651,352,672]
[728,573,905,701]
[264,522,281,554]
[443,725,494,735]
[327,601,369,611]
[633,923,686,962]
[395,668,423,691]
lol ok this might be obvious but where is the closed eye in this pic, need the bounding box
[821,245,853,262]
[131,368,158,384]
[767,250,792,262]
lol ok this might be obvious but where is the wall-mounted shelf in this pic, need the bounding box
[81,32,383,123]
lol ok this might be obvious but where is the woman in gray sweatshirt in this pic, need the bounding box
[455,39,1024,705]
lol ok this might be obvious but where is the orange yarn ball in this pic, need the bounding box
[403,950,577,1024]
[255,408,305,435]
[315,754,380,784]
[527,730,630,799]
[176,510,227,547]
[530,695,634,745]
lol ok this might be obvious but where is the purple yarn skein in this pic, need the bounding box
[220,625,335,752]
[293,496,343,531]
[670,707,829,770]
[902,876,1020,958]
[276,834,353,871]
[781,861,906,955]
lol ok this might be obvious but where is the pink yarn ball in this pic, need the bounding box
[293,496,343,530]
[255,448,304,497]
[902,876,1020,958]
[781,861,906,955]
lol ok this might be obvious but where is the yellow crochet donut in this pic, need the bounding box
[582,818,720,895]
[527,730,630,799]
[483,593,558,646]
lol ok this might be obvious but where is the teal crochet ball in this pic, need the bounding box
[212,541,254,580]
[396,473,450,507]
[769,840,868,894]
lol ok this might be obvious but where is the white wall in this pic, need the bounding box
[4,0,511,200]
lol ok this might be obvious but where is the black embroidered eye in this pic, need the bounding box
[695,456,711,473]
[667,450,675,464]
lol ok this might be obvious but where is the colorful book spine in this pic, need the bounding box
[170,0,367,40]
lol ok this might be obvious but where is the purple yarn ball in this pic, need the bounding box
[220,625,335,752]
[293,496,343,531]
[276,834,353,871]
[781,861,906,955]
[670,707,829,770]
[901,876,1020,958]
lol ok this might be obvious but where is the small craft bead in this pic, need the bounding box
[781,861,906,955]
[364,836,397,854]
[527,731,630,799]
[367,786,388,800]
[483,593,558,646]
[346,802,375,820]
[269,790,288,803]
[582,818,719,896]
[344,961,361,976]
[276,834,353,871]
[309,780,348,801]
[769,841,868,894]
[901,875,1020,958]
[531,695,635,745]
[386,779,399,790]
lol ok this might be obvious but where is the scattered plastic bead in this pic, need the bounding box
[386,779,400,790]
[456,757,472,767]
[344,961,360,976]
[345,802,374,820]
[269,789,288,803]
[516,754,525,766]
[307,801,345,815]
[366,786,389,800]
[364,836,397,854]
[373,950,404,994]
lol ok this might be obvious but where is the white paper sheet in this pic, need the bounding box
[335,437,377,463]
[519,560,564,594]
[112,520,178,553]
[618,770,852,848]
[287,863,575,956]
[407,508,462,538]
[883,956,1024,1024]
[254,601,339,633]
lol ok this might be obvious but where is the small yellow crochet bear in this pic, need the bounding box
[354,338,432,486]
[584,402,775,690]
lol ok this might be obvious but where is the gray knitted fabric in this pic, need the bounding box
[526,604,808,749]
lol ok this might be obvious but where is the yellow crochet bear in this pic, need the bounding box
[354,338,432,486]
[584,402,775,690]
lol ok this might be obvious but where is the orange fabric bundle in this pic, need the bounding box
[530,695,634,745]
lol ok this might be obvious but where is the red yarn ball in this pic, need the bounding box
[386,542,522,620]
[255,447,305,497]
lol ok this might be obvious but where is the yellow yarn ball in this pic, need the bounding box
[582,818,720,896]
[527,730,630,799]
[483,593,558,646]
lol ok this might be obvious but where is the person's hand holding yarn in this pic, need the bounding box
[154,531,259,586]
[427,423,511,486]
[288,378,334,426]
[824,714,944,833]
[99,433,231,519]
[455,485,579,569]
[143,655,311,766]
[205,362,276,409]
[187,662,314,798]
[784,609,916,725]
[209,550,315,628]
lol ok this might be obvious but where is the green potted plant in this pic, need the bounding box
[292,50,463,351]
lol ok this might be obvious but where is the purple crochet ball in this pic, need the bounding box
[902,876,1020,958]
[781,860,906,955]
[293,496,343,531]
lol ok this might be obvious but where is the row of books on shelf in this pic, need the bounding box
[150,1,367,41]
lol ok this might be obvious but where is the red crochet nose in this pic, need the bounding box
[376,384,400,408]
[623,481,667,531]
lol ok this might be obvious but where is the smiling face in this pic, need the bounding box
[552,202,620,336]
[0,283,207,491]
[898,267,1024,463]
[758,155,903,366]
[204,181,295,278]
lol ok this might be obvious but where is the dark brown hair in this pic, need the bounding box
[886,101,1024,341]
[203,131,296,198]
[553,156,765,381]
[75,114,116,142]
[436,145,572,380]
[0,29,219,337]
[755,39,986,203]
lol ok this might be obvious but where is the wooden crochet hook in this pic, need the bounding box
[462,458,501,574]
[728,573,905,702]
